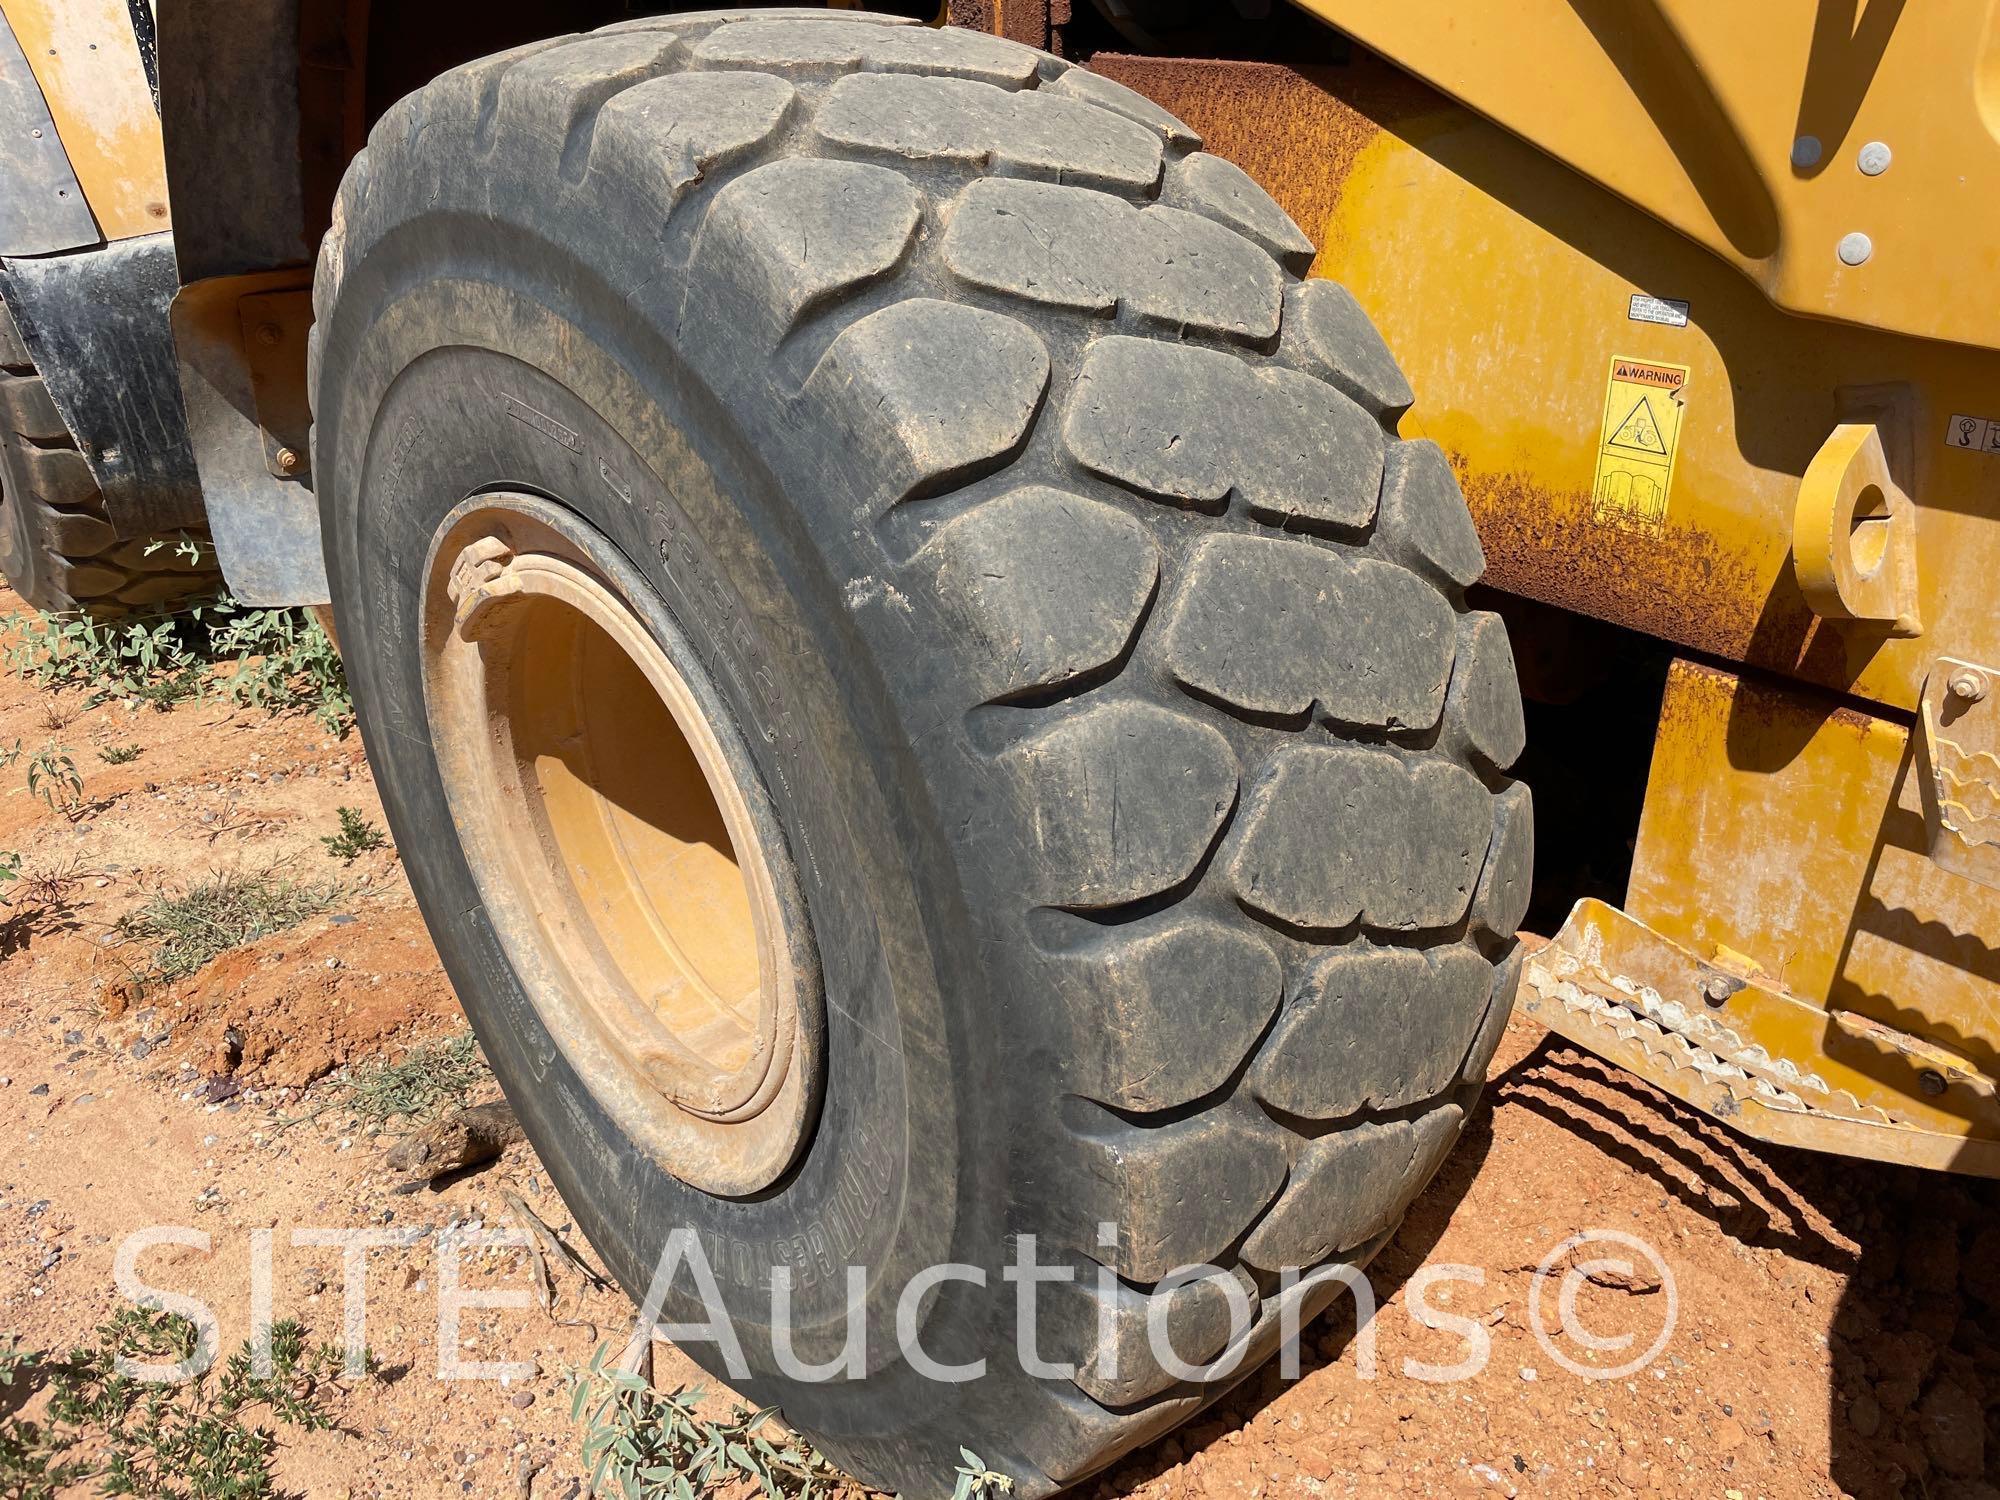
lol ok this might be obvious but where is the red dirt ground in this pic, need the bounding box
[0,582,1993,1499]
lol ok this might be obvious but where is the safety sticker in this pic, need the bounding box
[1944,413,2000,455]
[1592,356,1688,535]
[1628,293,1690,328]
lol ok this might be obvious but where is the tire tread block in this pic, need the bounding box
[805,298,1049,510]
[1279,278,1413,422]
[1159,532,1454,728]
[598,8,918,37]
[596,70,798,209]
[1377,438,1486,591]
[941,179,1280,343]
[1227,745,1489,932]
[924,485,1158,701]
[1043,68,1199,151]
[42,510,117,557]
[1460,941,1523,1091]
[1470,781,1533,940]
[1249,943,1491,1119]
[1241,1103,1460,1271]
[1067,1110,1286,1283]
[495,33,689,174]
[0,371,67,442]
[16,446,100,512]
[1047,1265,1253,1406]
[816,73,1164,195]
[696,157,922,337]
[1047,913,1281,1112]
[1004,699,1237,909]
[1063,336,1383,531]
[1164,153,1313,274]
[1445,610,1526,771]
[693,18,1040,89]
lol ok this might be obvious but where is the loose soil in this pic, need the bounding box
[0,584,1993,1499]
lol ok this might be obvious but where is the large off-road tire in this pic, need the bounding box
[309,13,1530,1495]
[0,299,217,617]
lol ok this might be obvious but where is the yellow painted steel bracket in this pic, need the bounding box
[1523,900,2000,1176]
[1792,410,1921,636]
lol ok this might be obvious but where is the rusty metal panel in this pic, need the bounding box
[3,0,167,243]
[1291,0,2000,353]
[1627,659,1999,1105]
[1098,52,2000,717]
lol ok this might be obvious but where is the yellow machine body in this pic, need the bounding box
[1105,3,2000,1173]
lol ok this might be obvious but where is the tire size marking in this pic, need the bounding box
[701,1120,899,1292]
[503,393,584,453]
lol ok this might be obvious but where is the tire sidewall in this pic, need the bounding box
[314,255,1009,1461]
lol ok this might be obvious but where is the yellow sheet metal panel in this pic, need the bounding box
[1294,0,2000,351]
[1097,52,2000,715]
[1628,658,1999,1084]
[3,0,167,241]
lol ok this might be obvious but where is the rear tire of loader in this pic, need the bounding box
[308,14,1531,1495]
[0,298,217,617]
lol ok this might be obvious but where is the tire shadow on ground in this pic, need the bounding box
[1492,1035,1996,1498]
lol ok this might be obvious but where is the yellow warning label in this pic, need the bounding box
[1591,356,1688,534]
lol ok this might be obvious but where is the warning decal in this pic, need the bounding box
[1591,356,1688,534]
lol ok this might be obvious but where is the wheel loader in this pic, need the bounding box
[1,1,1993,1492]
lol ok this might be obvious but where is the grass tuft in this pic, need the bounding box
[343,1031,489,1128]
[2,596,352,735]
[0,1305,358,1499]
[319,806,387,863]
[97,743,142,765]
[569,1348,853,1500]
[116,871,340,982]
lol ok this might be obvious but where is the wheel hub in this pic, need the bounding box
[420,497,819,1195]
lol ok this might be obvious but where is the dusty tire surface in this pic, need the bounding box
[0,299,216,617]
[309,13,1530,1495]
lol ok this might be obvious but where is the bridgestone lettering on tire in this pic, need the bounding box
[309,14,1529,1496]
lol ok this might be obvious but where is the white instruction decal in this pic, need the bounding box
[1627,294,1690,328]
[1945,414,2000,455]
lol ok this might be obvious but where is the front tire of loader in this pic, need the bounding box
[309,14,1532,1495]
